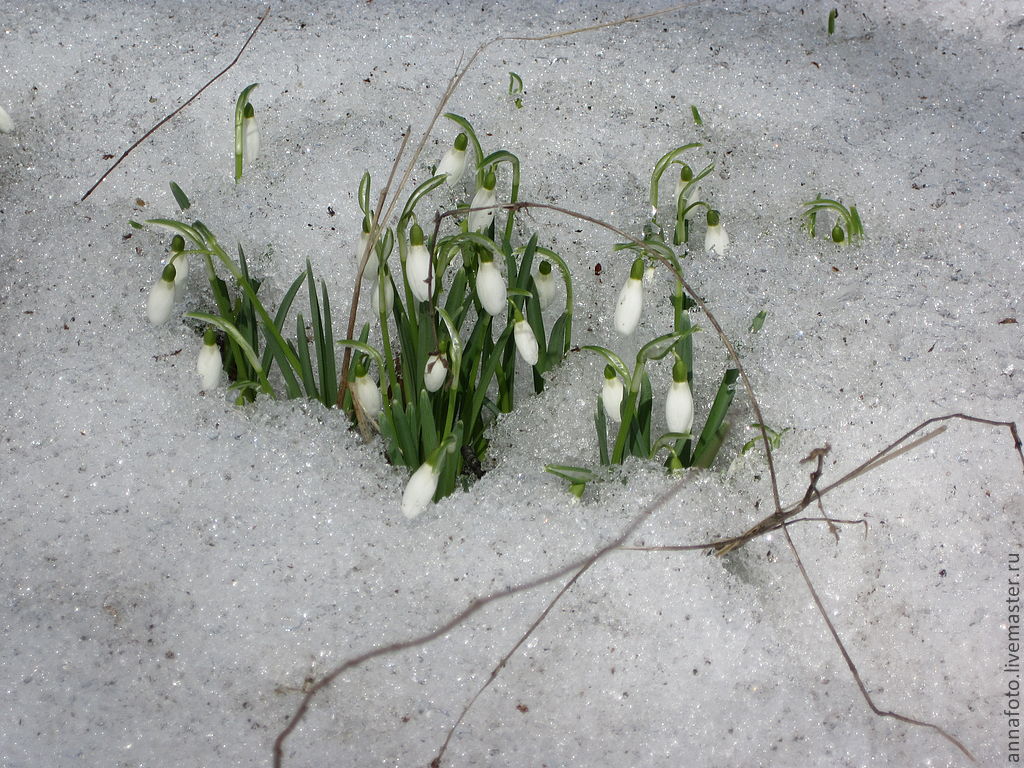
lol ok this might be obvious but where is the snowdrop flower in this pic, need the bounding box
[535,259,556,310]
[196,329,222,390]
[512,308,539,366]
[423,349,448,393]
[147,263,177,325]
[402,458,440,519]
[601,365,623,422]
[371,268,394,317]
[704,209,729,255]
[357,217,378,283]
[0,104,13,134]
[405,223,433,303]
[475,253,506,317]
[169,235,188,301]
[665,358,694,435]
[436,132,468,186]
[353,365,382,419]
[614,258,645,336]
[468,169,498,233]
[242,102,260,163]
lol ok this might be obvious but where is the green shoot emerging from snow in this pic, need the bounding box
[801,195,864,245]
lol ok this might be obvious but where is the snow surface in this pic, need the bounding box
[1,1,1022,766]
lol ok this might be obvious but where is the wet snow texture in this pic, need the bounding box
[1,1,1022,766]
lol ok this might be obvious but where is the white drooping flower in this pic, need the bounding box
[353,367,382,419]
[357,217,378,283]
[402,458,441,520]
[665,358,694,435]
[475,254,506,317]
[535,259,556,310]
[242,103,261,163]
[436,132,468,186]
[147,263,177,325]
[704,209,730,255]
[196,329,222,390]
[513,313,539,366]
[601,365,623,422]
[371,270,394,317]
[0,104,13,134]
[405,223,433,303]
[468,169,498,233]
[423,350,448,393]
[614,258,645,336]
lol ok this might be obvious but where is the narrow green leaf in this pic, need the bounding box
[691,368,739,468]
[169,181,191,211]
[295,313,319,398]
[596,395,610,466]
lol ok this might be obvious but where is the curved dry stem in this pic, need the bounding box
[429,561,597,768]
[781,522,977,762]
[80,7,271,202]
[272,476,691,767]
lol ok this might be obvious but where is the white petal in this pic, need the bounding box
[423,353,447,392]
[514,320,539,366]
[402,461,439,519]
[172,253,189,301]
[0,105,13,134]
[147,278,176,325]
[354,374,382,418]
[666,380,694,434]
[468,186,497,233]
[371,276,394,317]
[704,224,730,255]
[602,377,623,422]
[476,261,507,316]
[406,243,433,303]
[536,269,556,310]
[357,232,379,283]
[197,343,222,390]
[243,115,261,163]
[436,147,466,186]
[614,278,643,336]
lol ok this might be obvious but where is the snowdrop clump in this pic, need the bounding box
[546,142,748,497]
[134,88,754,515]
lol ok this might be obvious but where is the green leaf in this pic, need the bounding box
[691,368,739,468]
[595,395,609,466]
[169,181,191,211]
[294,313,319,398]
[581,345,631,388]
[749,310,767,334]
[649,143,701,215]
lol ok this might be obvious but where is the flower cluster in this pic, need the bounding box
[547,143,743,497]
[340,115,574,519]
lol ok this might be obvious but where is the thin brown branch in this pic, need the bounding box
[80,7,271,202]
[430,561,597,768]
[780,524,976,762]
[272,476,692,767]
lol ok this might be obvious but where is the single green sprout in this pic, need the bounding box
[828,8,838,35]
[801,195,864,245]
[233,83,259,181]
[508,71,524,109]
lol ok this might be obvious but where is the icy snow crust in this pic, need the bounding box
[1,1,1022,766]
